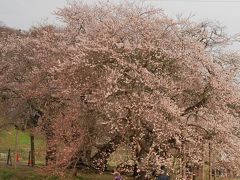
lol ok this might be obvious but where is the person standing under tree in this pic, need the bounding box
[113,171,123,180]
[157,170,170,180]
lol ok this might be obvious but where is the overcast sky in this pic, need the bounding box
[0,0,240,36]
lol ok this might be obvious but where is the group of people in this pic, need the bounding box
[113,170,170,180]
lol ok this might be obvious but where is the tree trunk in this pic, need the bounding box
[202,142,205,180]
[209,141,212,180]
[45,142,57,165]
[133,163,138,177]
[213,169,216,180]
[30,134,35,166]
[90,134,122,171]
[45,130,56,166]
[181,143,186,180]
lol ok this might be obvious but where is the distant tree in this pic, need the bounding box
[0,21,5,26]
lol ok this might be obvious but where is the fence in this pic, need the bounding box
[0,148,45,166]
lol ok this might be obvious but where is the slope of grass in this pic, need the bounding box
[0,129,45,149]
[0,130,30,149]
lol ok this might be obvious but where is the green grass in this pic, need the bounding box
[0,129,45,150]
[0,167,134,180]
[0,166,238,180]
[0,166,58,180]
[0,129,46,164]
[0,130,237,180]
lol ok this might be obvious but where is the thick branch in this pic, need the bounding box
[90,134,122,171]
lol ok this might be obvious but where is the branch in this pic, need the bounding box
[181,97,207,116]
[181,84,211,116]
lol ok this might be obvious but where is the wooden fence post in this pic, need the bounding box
[14,128,19,169]
[30,134,35,166]
[28,151,31,166]
[7,148,12,166]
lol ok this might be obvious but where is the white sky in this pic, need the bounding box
[0,0,240,36]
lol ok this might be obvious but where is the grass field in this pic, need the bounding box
[0,129,45,150]
[0,166,135,180]
[0,130,239,180]
[0,129,46,164]
[0,166,238,180]
[0,129,133,166]
[0,130,134,179]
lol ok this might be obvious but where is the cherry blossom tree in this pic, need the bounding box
[0,1,240,179]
